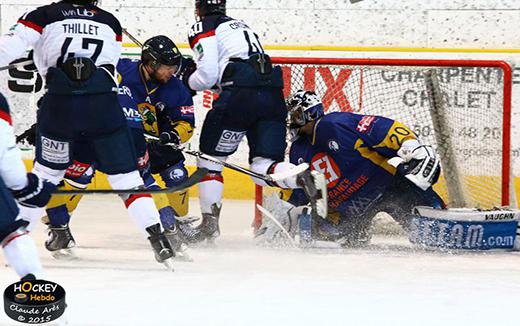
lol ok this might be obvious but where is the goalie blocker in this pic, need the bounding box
[410,207,520,250]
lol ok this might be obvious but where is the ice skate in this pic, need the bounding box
[164,225,194,262]
[195,203,221,244]
[296,169,328,220]
[146,223,175,271]
[45,225,77,260]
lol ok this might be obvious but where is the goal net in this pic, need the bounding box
[255,57,513,230]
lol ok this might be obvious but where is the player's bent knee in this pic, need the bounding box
[409,207,520,250]
[250,157,276,186]
[197,156,226,172]
[33,162,66,185]
[107,170,143,190]
[0,219,30,247]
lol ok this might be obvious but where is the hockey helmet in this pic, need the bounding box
[196,0,226,18]
[286,90,325,128]
[141,36,182,69]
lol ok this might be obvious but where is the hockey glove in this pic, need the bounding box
[177,56,197,94]
[11,173,55,208]
[159,130,181,145]
[389,139,441,190]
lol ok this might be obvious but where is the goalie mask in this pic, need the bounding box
[195,0,226,19]
[286,90,325,129]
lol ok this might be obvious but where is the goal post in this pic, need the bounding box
[254,57,513,230]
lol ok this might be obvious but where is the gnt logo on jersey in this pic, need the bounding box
[215,130,246,153]
[311,153,341,188]
[41,136,69,164]
[3,279,66,324]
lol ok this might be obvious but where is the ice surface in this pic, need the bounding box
[1,197,519,326]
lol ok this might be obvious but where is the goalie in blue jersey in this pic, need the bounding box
[258,90,446,247]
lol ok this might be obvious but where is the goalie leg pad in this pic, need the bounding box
[410,207,519,250]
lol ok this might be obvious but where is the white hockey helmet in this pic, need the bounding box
[286,90,325,129]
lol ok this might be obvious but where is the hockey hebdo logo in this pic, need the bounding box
[3,279,66,324]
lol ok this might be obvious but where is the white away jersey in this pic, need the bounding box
[187,15,266,91]
[0,2,122,77]
[0,95,27,191]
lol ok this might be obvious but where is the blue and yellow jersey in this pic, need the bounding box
[116,58,195,142]
[118,84,142,130]
[288,112,417,220]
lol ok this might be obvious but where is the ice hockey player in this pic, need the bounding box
[43,36,197,259]
[0,0,176,268]
[118,35,195,224]
[175,0,327,243]
[257,90,445,247]
[0,93,54,280]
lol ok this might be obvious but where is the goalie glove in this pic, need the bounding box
[389,139,441,191]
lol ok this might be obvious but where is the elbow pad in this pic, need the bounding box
[172,121,194,143]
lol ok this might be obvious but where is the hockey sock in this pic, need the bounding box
[124,194,162,237]
[3,234,43,279]
[45,204,71,226]
[198,171,223,214]
[159,206,177,230]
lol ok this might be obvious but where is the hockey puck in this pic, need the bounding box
[4,279,66,324]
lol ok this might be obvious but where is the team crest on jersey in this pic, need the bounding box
[137,102,159,136]
[310,153,341,188]
[180,105,195,115]
[169,168,186,181]
[356,116,377,134]
[195,44,204,56]
[328,140,340,152]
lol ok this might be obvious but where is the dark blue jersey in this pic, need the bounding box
[289,112,417,218]
[116,58,195,137]
[118,84,142,130]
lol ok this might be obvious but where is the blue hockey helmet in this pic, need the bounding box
[286,90,325,128]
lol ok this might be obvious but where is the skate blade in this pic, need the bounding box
[173,243,194,262]
[174,253,193,262]
[162,257,175,272]
[174,250,194,262]
[50,248,78,260]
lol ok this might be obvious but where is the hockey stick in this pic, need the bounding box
[122,28,143,48]
[144,135,308,184]
[52,168,207,195]
[256,204,297,247]
[0,59,34,72]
